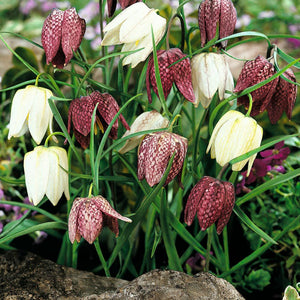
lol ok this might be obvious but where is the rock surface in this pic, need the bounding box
[0,250,245,300]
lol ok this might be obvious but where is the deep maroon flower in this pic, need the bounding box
[146,48,195,104]
[198,0,237,48]
[138,132,188,187]
[67,91,130,149]
[41,8,86,68]
[107,0,141,17]
[184,176,235,234]
[68,195,132,244]
[266,69,297,124]
[234,55,279,116]
[260,141,290,165]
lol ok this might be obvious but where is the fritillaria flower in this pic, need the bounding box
[234,55,279,116]
[184,176,235,234]
[41,8,86,68]
[146,48,195,103]
[206,110,263,175]
[198,0,237,48]
[68,195,132,244]
[24,146,70,206]
[107,0,141,17]
[101,2,166,68]
[191,53,234,108]
[138,132,187,187]
[8,85,54,145]
[118,110,169,154]
[266,68,297,124]
[67,91,130,149]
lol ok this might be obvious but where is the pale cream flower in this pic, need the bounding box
[118,110,169,154]
[206,110,263,175]
[101,2,166,68]
[8,85,54,145]
[24,146,70,206]
[191,53,234,108]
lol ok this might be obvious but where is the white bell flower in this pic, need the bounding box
[8,85,54,145]
[24,146,70,206]
[101,2,166,68]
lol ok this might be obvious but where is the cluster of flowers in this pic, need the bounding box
[5,0,297,244]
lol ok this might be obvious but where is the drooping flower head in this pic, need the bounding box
[206,110,263,175]
[67,91,130,149]
[107,0,141,17]
[198,0,237,48]
[101,2,166,68]
[42,8,86,68]
[191,53,234,108]
[184,176,235,234]
[138,132,187,187]
[234,55,279,115]
[24,146,70,206]
[266,68,297,124]
[146,48,195,103]
[8,85,54,145]
[68,195,132,244]
[118,110,169,154]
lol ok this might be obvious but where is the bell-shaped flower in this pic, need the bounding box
[138,131,187,187]
[198,0,237,48]
[206,110,263,175]
[101,2,166,68]
[8,85,54,145]
[184,176,235,234]
[234,55,279,116]
[67,91,130,149]
[146,48,195,103]
[119,110,169,154]
[42,8,86,68]
[68,195,132,244]
[107,0,141,17]
[266,68,297,124]
[191,53,234,108]
[24,146,70,206]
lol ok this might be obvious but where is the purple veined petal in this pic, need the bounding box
[92,196,132,223]
[198,1,207,47]
[107,0,117,17]
[146,55,154,103]
[216,181,235,234]
[171,49,195,103]
[197,179,225,231]
[137,134,153,181]
[42,9,64,65]
[103,214,120,236]
[206,0,221,43]
[61,8,86,66]
[119,0,141,9]
[144,133,172,187]
[68,197,84,243]
[77,199,104,244]
[184,176,214,226]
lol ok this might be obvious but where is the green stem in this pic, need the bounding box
[205,226,213,271]
[245,94,253,117]
[94,238,111,276]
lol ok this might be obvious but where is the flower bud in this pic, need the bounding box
[138,132,187,187]
[146,48,195,103]
[206,110,263,175]
[184,176,235,234]
[191,53,234,108]
[119,110,169,154]
[198,0,237,48]
[42,8,86,68]
[68,195,132,244]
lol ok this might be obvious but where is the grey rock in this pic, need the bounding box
[0,251,244,300]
